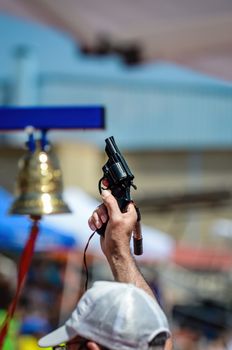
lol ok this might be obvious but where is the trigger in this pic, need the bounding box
[102,178,110,189]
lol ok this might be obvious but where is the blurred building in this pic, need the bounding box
[0,13,232,248]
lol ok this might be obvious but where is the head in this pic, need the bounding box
[38,281,171,350]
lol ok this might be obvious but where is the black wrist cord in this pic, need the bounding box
[82,231,96,291]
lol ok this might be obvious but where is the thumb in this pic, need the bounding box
[126,202,137,216]
[101,190,121,219]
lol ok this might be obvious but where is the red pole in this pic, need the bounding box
[0,217,40,349]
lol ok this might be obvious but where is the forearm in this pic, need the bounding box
[90,192,173,349]
[108,251,174,350]
[106,250,156,300]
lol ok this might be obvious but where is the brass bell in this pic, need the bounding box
[10,142,71,216]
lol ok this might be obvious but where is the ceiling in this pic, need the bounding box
[1,0,232,81]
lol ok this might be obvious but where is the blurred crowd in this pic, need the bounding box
[0,255,71,350]
[0,253,232,350]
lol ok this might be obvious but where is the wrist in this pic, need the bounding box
[105,244,132,262]
[106,249,136,279]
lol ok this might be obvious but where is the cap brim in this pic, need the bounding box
[38,325,77,348]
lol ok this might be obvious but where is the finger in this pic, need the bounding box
[95,204,108,223]
[101,190,121,219]
[93,211,102,229]
[88,209,102,230]
[88,217,96,231]
[88,204,109,231]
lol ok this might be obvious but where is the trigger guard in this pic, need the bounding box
[98,177,110,194]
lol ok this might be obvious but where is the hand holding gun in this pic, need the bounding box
[97,136,143,255]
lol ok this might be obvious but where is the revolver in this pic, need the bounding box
[97,136,143,255]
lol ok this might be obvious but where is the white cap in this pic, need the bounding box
[38,281,170,350]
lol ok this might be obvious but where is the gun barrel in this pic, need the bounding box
[105,136,119,156]
[105,136,134,180]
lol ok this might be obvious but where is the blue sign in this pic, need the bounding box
[0,106,105,130]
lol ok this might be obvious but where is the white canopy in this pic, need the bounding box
[44,187,175,261]
[211,218,232,239]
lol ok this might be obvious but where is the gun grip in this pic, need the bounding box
[96,197,127,237]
